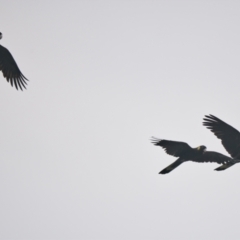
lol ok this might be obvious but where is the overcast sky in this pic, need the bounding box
[1,1,240,239]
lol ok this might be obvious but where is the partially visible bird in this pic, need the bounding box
[0,32,28,90]
[151,137,233,174]
[203,114,240,171]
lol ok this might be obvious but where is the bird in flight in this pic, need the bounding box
[203,114,240,171]
[151,137,233,174]
[0,32,28,90]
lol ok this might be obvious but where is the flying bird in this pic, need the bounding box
[151,137,233,174]
[203,114,240,171]
[0,32,28,90]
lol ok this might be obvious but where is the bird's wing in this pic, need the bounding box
[203,115,240,158]
[151,137,192,157]
[194,151,233,164]
[214,162,236,171]
[0,45,28,90]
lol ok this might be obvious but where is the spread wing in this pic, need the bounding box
[203,115,240,158]
[193,151,233,164]
[151,137,192,157]
[0,45,28,90]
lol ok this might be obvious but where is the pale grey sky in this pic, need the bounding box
[1,1,240,239]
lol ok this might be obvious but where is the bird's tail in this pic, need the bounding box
[159,158,183,174]
[215,162,236,171]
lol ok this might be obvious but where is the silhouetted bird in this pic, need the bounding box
[151,137,233,174]
[0,32,28,90]
[203,114,240,171]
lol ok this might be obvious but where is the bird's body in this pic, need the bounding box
[0,32,28,90]
[151,137,233,174]
[203,114,240,171]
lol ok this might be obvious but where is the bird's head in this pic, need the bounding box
[0,32,2,40]
[197,145,207,152]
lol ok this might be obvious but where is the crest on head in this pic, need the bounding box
[197,145,207,152]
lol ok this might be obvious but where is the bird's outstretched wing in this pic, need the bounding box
[0,45,28,90]
[194,151,233,164]
[214,163,236,171]
[203,115,240,158]
[151,137,192,157]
